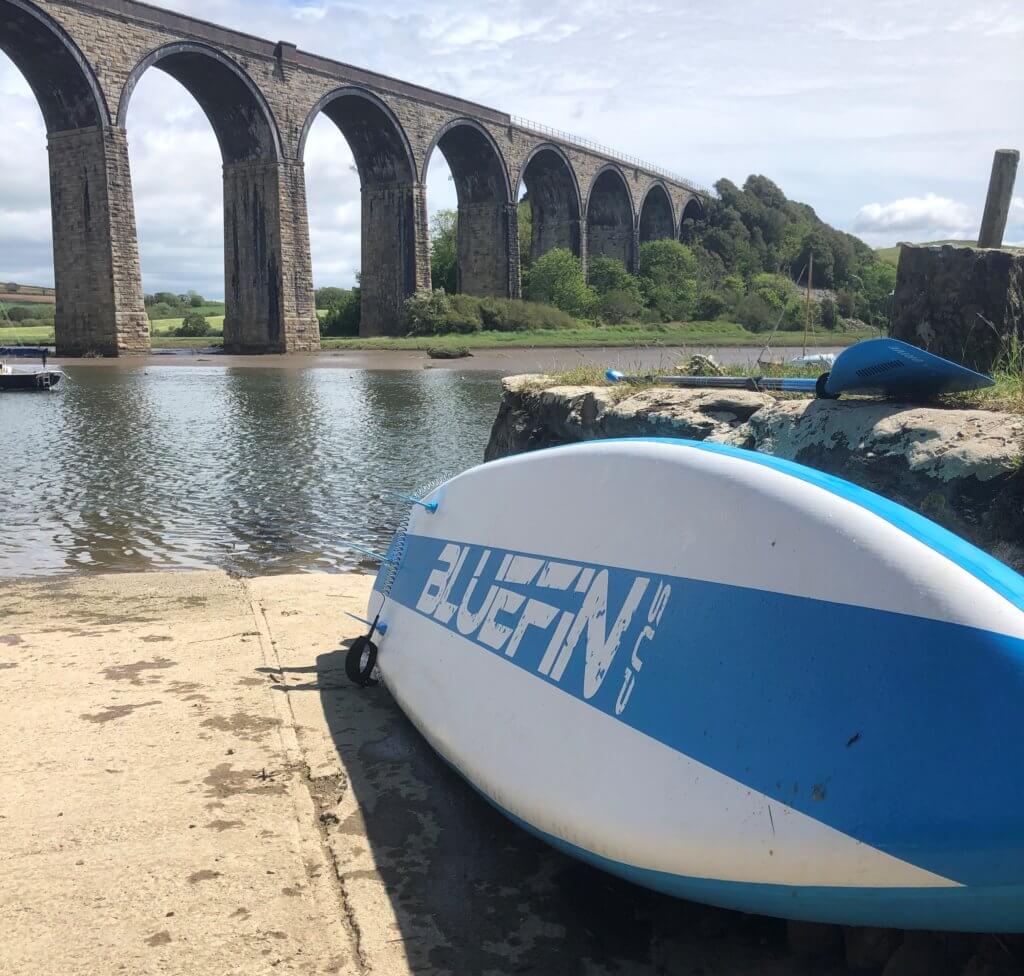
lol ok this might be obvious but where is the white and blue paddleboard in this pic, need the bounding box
[367,439,1024,932]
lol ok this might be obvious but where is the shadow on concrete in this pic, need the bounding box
[284,647,834,976]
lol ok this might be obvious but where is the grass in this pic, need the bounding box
[322,321,877,351]
[1,319,877,355]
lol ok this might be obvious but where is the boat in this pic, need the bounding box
[352,439,1024,932]
[0,360,62,391]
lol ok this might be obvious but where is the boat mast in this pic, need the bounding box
[803,252,813,358]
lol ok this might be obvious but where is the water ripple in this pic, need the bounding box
[0,365,502,578]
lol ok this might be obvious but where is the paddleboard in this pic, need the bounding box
[365,439,1024,931]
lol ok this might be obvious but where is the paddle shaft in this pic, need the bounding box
[610,374,822,394]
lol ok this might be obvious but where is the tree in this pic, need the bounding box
[638,240,698,321]
[430,209,458,294]
[522,248,594,316]
[315,287,347,310]
[320,288,361,336]
[175,312,210,337]
[188,290,205,308]
[518,197,533,269]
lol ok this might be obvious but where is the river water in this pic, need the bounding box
[2,347,842,579]
[1,364,501,578]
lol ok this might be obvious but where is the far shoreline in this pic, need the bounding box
[50,343,850,373]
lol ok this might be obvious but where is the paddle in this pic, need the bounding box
[606,339,994,400]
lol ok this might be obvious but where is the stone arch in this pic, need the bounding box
[679,195,705,236]
[299,87,416,183]
[639,182,675,244]
[519,143,582,262]
[118,42,282,163]
[424,119,515,298]
[586,164,636,271]
[300,87,420,337]
[119,43,302,353]
[0,0,109,132]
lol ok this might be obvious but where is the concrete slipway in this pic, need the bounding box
[0,571,997,975]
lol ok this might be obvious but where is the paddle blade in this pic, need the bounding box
[825,339,994,399]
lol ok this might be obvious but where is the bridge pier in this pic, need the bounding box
[457,202,520,299]
[48,126,150,357]
[223,160,320,354]
[358,181,430,337]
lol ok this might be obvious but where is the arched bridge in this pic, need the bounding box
[2,0,710,355]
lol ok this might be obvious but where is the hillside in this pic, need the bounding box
[681,175,896,329]
[1,283,56,306]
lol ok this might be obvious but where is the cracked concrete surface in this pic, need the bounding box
[10,570,1008,975]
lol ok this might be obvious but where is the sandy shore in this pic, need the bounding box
[0,569,843,976]
[52,344,845,374]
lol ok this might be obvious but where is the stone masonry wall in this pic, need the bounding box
[486,376,1024,569]
[48,125,149,356]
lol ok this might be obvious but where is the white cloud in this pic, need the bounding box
[853,194,975,238]
[2,0,1024,294]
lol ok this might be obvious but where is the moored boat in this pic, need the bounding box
[0,360,62,391]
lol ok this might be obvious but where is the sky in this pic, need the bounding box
[2,0,1023,298]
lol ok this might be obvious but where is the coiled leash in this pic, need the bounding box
[345,619,380,688]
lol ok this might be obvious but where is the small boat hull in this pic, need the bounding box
[0,370,62,391]
[368,439,1024,931]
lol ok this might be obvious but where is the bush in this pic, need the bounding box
[734,293,774,332]
[404,292,478,336]
[7,306,48,322]
[320,288,361,337]
[477,297,577,332]
[589,257,637,296]
[694,290,729,321]
[836,289,856,318]
[820,297,837,330]
[750,272,797,312]
[522,249,595,316]
[597,289,643,324]
[175,312,211,337]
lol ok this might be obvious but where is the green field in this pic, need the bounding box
[876,240,976,267]
[1,319,877,352]
[322,321,877,351]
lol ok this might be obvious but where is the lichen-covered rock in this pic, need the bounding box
[891,244,1024,372]
[485,376,1024,566]
[484,376,769,460]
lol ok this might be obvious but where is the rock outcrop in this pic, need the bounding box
[486,376,1024,567]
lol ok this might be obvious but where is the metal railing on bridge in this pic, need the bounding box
[510,116,713,198]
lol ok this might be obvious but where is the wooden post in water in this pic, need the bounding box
[978,149,1020,248]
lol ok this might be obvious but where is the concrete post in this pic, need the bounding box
[456,202,517,298]
[978,149,1020,249]
[359,182,427,337]
[222,159,320,353]
[48,126,150,357]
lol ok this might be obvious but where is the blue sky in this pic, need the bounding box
[2,0,1023,298]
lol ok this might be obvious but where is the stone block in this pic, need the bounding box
[891,244,1024,372]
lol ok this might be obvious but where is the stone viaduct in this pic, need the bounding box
[2,0,710,355]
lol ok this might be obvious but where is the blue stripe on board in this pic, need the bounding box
[386,530,1024,890]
